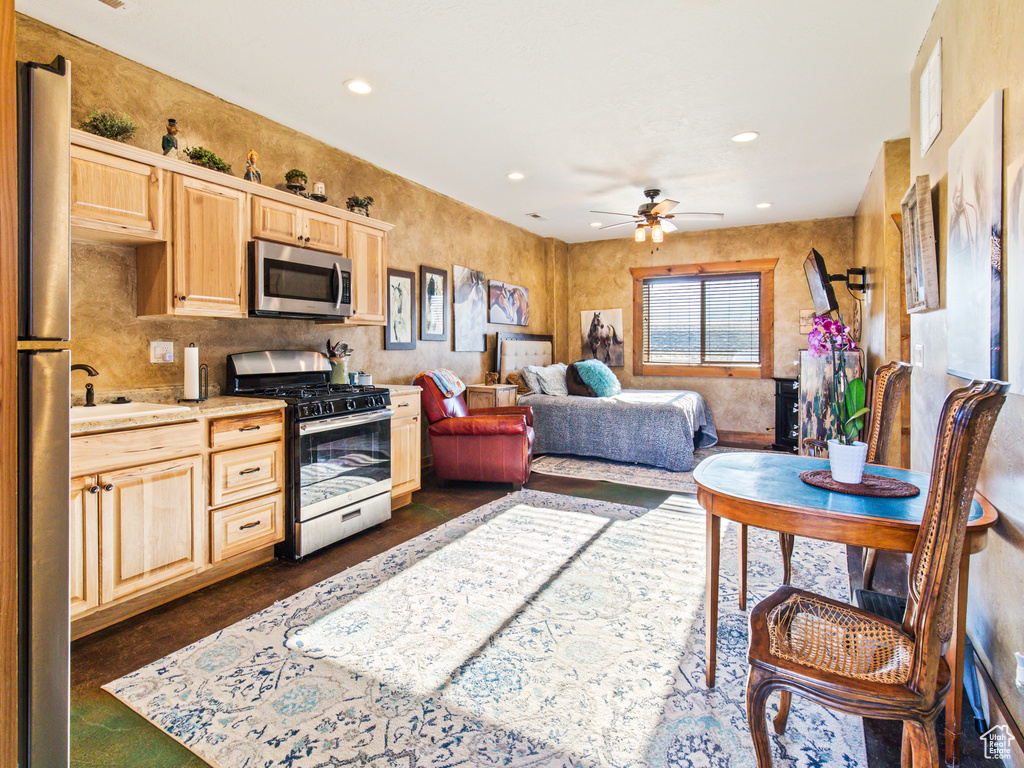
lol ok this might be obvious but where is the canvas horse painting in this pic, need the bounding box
[489,282,529,326]
[586,311,623,365]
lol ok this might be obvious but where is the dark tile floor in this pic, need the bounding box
[70,472,990,767]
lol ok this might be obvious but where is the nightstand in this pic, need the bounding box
[466,383,517,410]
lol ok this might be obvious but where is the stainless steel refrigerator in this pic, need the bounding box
[17,55,71,767]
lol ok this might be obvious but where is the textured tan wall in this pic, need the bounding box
[17,15,557,391]
[909,0,1024,745]
[854,138,910,465]
[566,217,856,434]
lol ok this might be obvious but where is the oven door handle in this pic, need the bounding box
[299,409,393,435]
[333,262,344,311]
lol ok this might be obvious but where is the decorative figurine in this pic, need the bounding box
[243,149,262,184]
[161,118,179,156]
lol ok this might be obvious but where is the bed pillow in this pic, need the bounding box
[525,363,569,396]
[574,359,622,397]
[505,370,534,396]
[566,363,597,397]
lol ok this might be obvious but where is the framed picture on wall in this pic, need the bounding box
[453,264,487,352]
[901,174,939,313]
[488,280,529,326]
[420,266,447,341]
[385,268,416,350]
[1007,154,1024,395]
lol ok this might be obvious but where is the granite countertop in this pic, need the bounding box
[70,386,285,435]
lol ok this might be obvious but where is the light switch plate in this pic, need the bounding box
[150,341,174,363]
[914,344,924,368]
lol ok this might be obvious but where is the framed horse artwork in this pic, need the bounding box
[580,308,625,367]
[488,280,529,326]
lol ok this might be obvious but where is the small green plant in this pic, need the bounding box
[346,195,374,209]
[80,109,138,142]
[285,168,307,184]
[182,146,231,174]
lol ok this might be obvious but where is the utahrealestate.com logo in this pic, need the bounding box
[981,724,1017,760]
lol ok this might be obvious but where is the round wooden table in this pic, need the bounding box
[694,451,997,768]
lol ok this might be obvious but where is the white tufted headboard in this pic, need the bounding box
[496,333,553,380]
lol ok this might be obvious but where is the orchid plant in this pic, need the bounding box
[808,314,868,445]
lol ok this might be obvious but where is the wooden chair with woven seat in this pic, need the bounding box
[745,378,1007,768]
[785,360,913,589]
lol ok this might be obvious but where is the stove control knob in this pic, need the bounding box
[346,399,356,411]
[323,401,334,415]
[310,402,322,416]
[375,396,385,407]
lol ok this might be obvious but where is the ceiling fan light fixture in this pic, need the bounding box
[590,221,602,228]
[732,131,760,143]
[651,222,664,243]
[506,171,525,180]
[756,202,773,209]
[634,224,646,243]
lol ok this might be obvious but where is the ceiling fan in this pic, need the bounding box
[591,188,724,242]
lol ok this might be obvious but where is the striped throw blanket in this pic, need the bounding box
[414,368,466,398]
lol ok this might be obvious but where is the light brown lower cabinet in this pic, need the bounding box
[211,493,285,563]
[69,476,100,620]
[390,390,422,509]
[99,455,205,603]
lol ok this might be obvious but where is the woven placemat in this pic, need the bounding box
[799,469,921,498]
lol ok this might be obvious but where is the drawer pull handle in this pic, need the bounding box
[88,485,99,494]
[239,467,261,475]
[396,402,409,408]
[103,484,114,492]
[239,425,261,432]
[239,520,261,530]
[342,509,362,522]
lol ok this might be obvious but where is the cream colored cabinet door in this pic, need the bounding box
[252,196,302,245]
[303,211,346,254]
[99,455,205,603]
[172,175,247,317]
[391,415,421,499]
[70,144,163,242]
[69,476,100,619]
[345,222,386,325]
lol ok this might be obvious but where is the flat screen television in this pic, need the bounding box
[803,249,839,316]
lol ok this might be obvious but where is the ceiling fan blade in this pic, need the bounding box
[599,221,639,230]
[651,198,680,216]
[589,210,639,217]
[664,212,725,221]
[659,219,678,233]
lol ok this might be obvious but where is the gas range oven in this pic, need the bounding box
[226,350,393,559]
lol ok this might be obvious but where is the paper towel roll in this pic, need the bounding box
[184,345,199,400]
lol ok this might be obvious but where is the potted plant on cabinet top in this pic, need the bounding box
[808,314,870,484]
[285,169,307,193]
[182,146,232,174]
[80,109,138,143]
[346,195,374,216]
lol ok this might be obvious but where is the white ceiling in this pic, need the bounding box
[18,0,938,243]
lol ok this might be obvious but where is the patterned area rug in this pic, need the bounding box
[532,446,751,493]
[104,490,866,768]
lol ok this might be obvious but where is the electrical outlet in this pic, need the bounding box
[914,344,924,368]
[150,341,174,364]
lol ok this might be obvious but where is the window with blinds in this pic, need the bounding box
[642,273,761,366]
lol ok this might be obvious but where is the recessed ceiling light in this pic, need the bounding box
[345,79,372,94]
[507,171,525,180]
[756,202,773,209]
[590,222,602,228]
[732,131,760,143]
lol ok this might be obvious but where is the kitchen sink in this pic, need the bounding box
[69,401,192,423]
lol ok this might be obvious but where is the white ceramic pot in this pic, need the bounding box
[828,439,868,484]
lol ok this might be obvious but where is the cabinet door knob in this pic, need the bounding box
[304,237,311,243]
[297,236,303,242]
[88,485,99,494]
[179,295,187,302]
[103,484,114,492]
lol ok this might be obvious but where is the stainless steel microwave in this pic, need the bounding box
[249,240,353,319]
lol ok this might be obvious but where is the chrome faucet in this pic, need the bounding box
[71,364,99,407]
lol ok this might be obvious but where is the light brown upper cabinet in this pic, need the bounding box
[252,197,346,255]
[138,174,247,318]
[345,221,387,325]
[70,144,163,243]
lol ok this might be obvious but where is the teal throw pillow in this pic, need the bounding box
[575,359,621,397]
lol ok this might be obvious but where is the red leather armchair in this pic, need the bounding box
[413,374,535,488]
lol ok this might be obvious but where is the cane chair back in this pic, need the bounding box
[902,380,1007,692]
[864,361,913,464]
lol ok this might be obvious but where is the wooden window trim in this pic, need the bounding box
[630,258,777,379]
